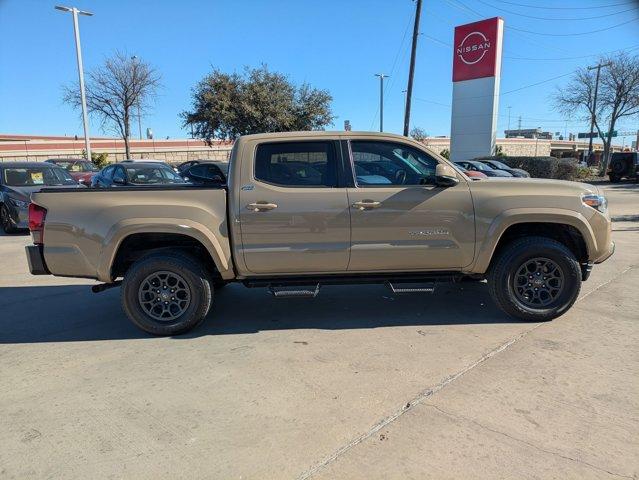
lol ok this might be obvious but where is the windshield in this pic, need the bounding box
[2,167,77,186]
[470,162,491,171]
[51,161,99,172]
[489,160,509,169]
[125,166,184,184]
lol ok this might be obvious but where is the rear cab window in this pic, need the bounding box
[254,141,337,187]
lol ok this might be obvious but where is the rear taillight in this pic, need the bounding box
[28,203,47,245]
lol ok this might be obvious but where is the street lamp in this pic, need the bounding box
[55,5,93,160]
[374,73,389,132]
[131,55,143,140]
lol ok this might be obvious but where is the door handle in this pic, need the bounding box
[351,200,381,210]
[247,202,278,212]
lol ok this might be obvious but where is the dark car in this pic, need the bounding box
[177,159,229,175]
[476,159,530,178]
[607,152,639,183]
[179,161,227,185]
[454,160,513,177]
[91,162,186,188]
[45,158,100,186]
[0,162,83,233]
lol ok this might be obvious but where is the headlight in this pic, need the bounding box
[582,194,607,213]
[8,197,29,209]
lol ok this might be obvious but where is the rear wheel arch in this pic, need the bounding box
[110,232,223,282]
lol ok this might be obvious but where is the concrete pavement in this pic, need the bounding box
[0,182,637,479]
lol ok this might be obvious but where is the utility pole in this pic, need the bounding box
[402,89,408,120]
[403,0,423,137]
[518,116,522,131]
[507,106,512,131]
[375,73,389,132]
[587,62,612,161]
[55,5,93,160]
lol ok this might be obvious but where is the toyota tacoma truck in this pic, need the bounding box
[25,131,614,335]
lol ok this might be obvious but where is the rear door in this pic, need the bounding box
[238,140,351,275]
[346,139,475,272]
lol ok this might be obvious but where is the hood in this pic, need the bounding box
[472,177,598,195]
[510,168,530,177]
[70,171,95,180]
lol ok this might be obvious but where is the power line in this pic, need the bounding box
[491,0,635,10]
[508,16,638,36]
[369,9,414,130]
[473,0,637,20]
[423,33,639,61]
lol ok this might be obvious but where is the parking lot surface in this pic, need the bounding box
[1,182,637,479]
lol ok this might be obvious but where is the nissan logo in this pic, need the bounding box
[456,31,491,65]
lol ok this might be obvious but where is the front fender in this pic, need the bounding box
[469,208,596,274]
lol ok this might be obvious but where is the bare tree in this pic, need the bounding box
[554,52,639,173]
[63,51,161,158]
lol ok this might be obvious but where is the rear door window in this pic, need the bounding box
[254,141,337,187]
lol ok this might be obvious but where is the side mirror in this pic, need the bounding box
[435,163,459,187]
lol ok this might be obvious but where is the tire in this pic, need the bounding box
[488,236,581,322]
[611,161,626,175]
[609,174,621,183]
[121,251,213,335]
[0,204,16,234]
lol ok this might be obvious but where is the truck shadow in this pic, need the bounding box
[0,282,516,344]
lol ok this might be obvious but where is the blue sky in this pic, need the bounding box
[1,0,638,144]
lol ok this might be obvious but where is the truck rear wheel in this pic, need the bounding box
[121,251,213,335]
[488,236,581,322]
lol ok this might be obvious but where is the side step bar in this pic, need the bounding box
[269,284,321,298]
[386,282,435,294]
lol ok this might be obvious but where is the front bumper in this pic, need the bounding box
[25,245,50,275]
[595,241,615,264]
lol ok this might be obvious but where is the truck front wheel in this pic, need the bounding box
[121,251,213,335]
[488,237,581,322]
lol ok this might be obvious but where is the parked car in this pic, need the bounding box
[454,160,513,177]
[121,159,180,172]
[179,161,227,185]
[0,162,83,233]
[476,159,530,178]
[456,165,488,180]
[607,152,639,183]
[45,158,100,186]
[91,162,186,188]
[177,160,229,176]
[26,131,614,336]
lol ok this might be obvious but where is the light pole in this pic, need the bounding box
[587,62,612,162]
[375,73,389,132]
[507,106,512,132]
[55,5,93,160]
[131,55,143,140]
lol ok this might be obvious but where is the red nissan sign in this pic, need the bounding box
[453,17,503,82]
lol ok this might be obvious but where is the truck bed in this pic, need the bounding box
[30,186,232,282]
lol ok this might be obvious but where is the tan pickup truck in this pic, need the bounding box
[25,131,614,335]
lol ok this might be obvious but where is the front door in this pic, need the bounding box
[346,140,475,272]
[239,140,351,275]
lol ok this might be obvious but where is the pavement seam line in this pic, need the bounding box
[424,404,634,479]
[297,265,635,480]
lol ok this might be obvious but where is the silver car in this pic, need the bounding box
[0,162,83,233]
